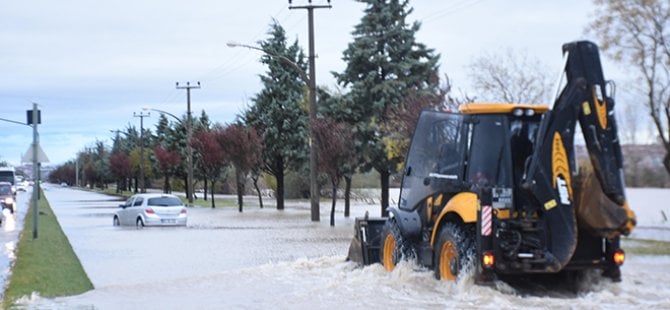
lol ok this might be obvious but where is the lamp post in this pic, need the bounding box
[289,0,331,222]
[143,104,197,206]
[133,112,150,193]
[227,40,321,221]
[176,82,200,207]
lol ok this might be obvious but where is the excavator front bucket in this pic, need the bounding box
[346,216,387,265]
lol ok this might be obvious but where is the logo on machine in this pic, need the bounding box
[551,132,573,205]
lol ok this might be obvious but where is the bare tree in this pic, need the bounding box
[621,101,641,145]
[467,48,551,104]
[588,0,670,174]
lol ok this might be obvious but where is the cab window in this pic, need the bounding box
[466,115,512,188]
[399,110,465,211]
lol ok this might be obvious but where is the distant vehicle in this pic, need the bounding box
[15,180,28,192]
[0,182,16,213]
[0,167,16,194]
[113,193,187,227]
[60,182,68,187]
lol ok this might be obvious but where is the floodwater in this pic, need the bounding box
[9,186,670,309]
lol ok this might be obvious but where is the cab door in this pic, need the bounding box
[399,110,467,211]
[465,115,513,208]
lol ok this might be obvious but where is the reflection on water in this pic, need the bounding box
[3,209,16,232]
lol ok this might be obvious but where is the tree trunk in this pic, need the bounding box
[134,176,138,193]
[344,175,352,218]
[210,180,216,208]
[184,175,189,200]
[236,167,244,213]
[380,168,390,217]
[330,179,338,227]
[203,178,207,201]
[163,174,169,193]
[204,178,208,201]
[276,170,285,210]
[664,152,670,177]
[253,175,264,209]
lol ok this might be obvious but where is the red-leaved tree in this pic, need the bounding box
[218,124,263,212]
[313,118,356,226]
[191,130,226,208]
[109,153,131,193]
[154,146,182,194]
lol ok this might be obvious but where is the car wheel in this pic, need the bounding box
[434,223,474,281]
[136,217,144,228]
[113,216,120,226]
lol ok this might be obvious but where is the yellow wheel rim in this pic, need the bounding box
[439,240,457,281]
[382,234,396,271]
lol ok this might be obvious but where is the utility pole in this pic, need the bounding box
[134,111,150,193]
[29,103,40,239]
[289,0,331,222]
[176,81,200,206]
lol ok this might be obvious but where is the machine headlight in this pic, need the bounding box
[4,197,14,205]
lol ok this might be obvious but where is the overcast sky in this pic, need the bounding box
[1,0,610,166]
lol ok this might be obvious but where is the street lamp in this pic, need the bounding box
[134,112,150,193]
[143,104,197,206]
[227,41,320,221]
[143,107,181,123]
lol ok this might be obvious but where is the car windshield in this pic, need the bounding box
[147,197,183,207]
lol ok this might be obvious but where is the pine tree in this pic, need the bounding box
[244,20,309,210]
[334,0,440,216]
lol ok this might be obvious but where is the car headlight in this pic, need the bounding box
[4,197,14,205]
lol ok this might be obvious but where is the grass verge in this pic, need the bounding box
[622,238,670,255]
[3,189,94,308]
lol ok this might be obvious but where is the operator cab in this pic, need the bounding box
[398,103,548,214]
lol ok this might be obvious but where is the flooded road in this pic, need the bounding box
[13,186,670,309]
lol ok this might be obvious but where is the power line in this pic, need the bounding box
[422,0,486,24]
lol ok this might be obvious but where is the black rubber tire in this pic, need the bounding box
[113,216,120,226]
[379,218,413,271]
[136,217,144,228]
[434,223,474,281]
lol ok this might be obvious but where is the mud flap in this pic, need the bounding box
[346,216,387,265]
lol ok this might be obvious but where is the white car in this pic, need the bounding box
[15,181,29,192]
[113,193,187,227]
